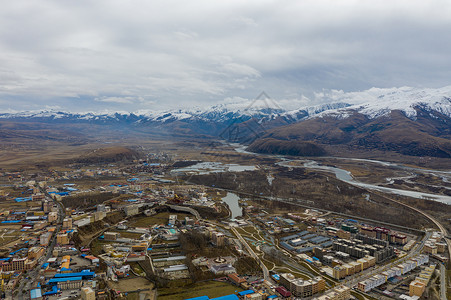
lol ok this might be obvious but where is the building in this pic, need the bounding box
[403,240,416,251]
[332,266,347,280]
[97,204,108,212]
[40,232,52,246]
[228,273,246,285]
[395,234,407,244]
[62,218,73,229]
[28,247,45,260]
[210,263,236,275]
[349,261,362,273]
[245,293,263,300]
[42,201,52,212]
[30,288,43,300]
[74,217,91,227]
[436,243,446,253]
[93,211,106,222]
[1,258,28,272]
[357,274,386,293]
[409,280,425,297]
[124,205,139,216]
[360,226,376,238]
[341,224,357,233]
[275,286,292,298]
[57,233,70,245]
[212,232,225,247]
[314,285,350,300]
[48,277,83,290]
[423,243,438,254]
[81,286,96,300]
[336,230,351,240]
[411,264,436,295]
[104,232,120,241]
[357,255,428,293]
[279,273,325,298]
[61,255,71,271]
[169,214,177,225]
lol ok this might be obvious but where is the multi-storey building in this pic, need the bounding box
[280,273,325,297]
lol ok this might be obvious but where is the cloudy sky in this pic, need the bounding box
[1,0,451,112]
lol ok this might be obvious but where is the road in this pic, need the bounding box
[381,192,451,299]
[343,231,431,289]
[238,151,451,297]
[231,227,273,283]
[440,263,447,300]
[16,186,64,300]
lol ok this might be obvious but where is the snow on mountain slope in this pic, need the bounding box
[1,86,450,123]
[312,86,451,119]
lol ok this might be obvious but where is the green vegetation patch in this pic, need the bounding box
[129,212,190,227]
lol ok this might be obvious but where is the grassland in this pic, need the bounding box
[129,212,191,228]
[90,240,115,256]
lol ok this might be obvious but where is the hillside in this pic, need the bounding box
[74,146,141,164]
[249,108,451,158]
[246,138,326,156]
[1,86,451,160]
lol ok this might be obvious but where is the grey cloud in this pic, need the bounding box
[1,0,451,112]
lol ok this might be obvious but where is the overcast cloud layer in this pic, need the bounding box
[1,0,451,112]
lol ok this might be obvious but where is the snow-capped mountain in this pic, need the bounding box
[309,86,451,120]
[1,86,451,158]
[247,86,451,158]
[2,86,450,123]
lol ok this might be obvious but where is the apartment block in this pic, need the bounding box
[280,273,325,298]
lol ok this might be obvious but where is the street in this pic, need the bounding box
[16,187,64,300]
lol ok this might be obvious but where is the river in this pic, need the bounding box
[222,192,242,219]
[233,144,451,205]
[277,160,451,205]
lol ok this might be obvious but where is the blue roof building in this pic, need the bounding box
[280,241,295,251]
[303,234,318,240]
[289,239,307,247]
[296,247,314,253]
[280,234,299,242]
[321,241,333,248]
[53,270,95,280]
[48,276,83,285]
[30,288,42,299]
[310,236,330,244]
[211,295,239,300]
[297,230,310,237]
[238,290,254,296]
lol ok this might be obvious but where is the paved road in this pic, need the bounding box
[16,187,64,300]
[440,263,447,300]
[231,227,273,283]
[343,231,431,289]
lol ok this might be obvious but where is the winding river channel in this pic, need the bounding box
[234,144,451,205]
[277,160,451,205]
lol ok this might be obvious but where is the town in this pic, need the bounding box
[0,154,449,300]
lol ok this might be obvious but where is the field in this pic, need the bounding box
[129,212,191,228]
[107,277,154,298]
[112,231,143,239]
[0,229,23,247]
[157,280,243,300]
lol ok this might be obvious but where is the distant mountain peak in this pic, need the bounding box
[1,86,450,125]
[311,86,451,120]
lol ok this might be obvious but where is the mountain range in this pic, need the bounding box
[1,86,451,158]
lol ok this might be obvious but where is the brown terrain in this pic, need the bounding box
[248,109,451,164]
